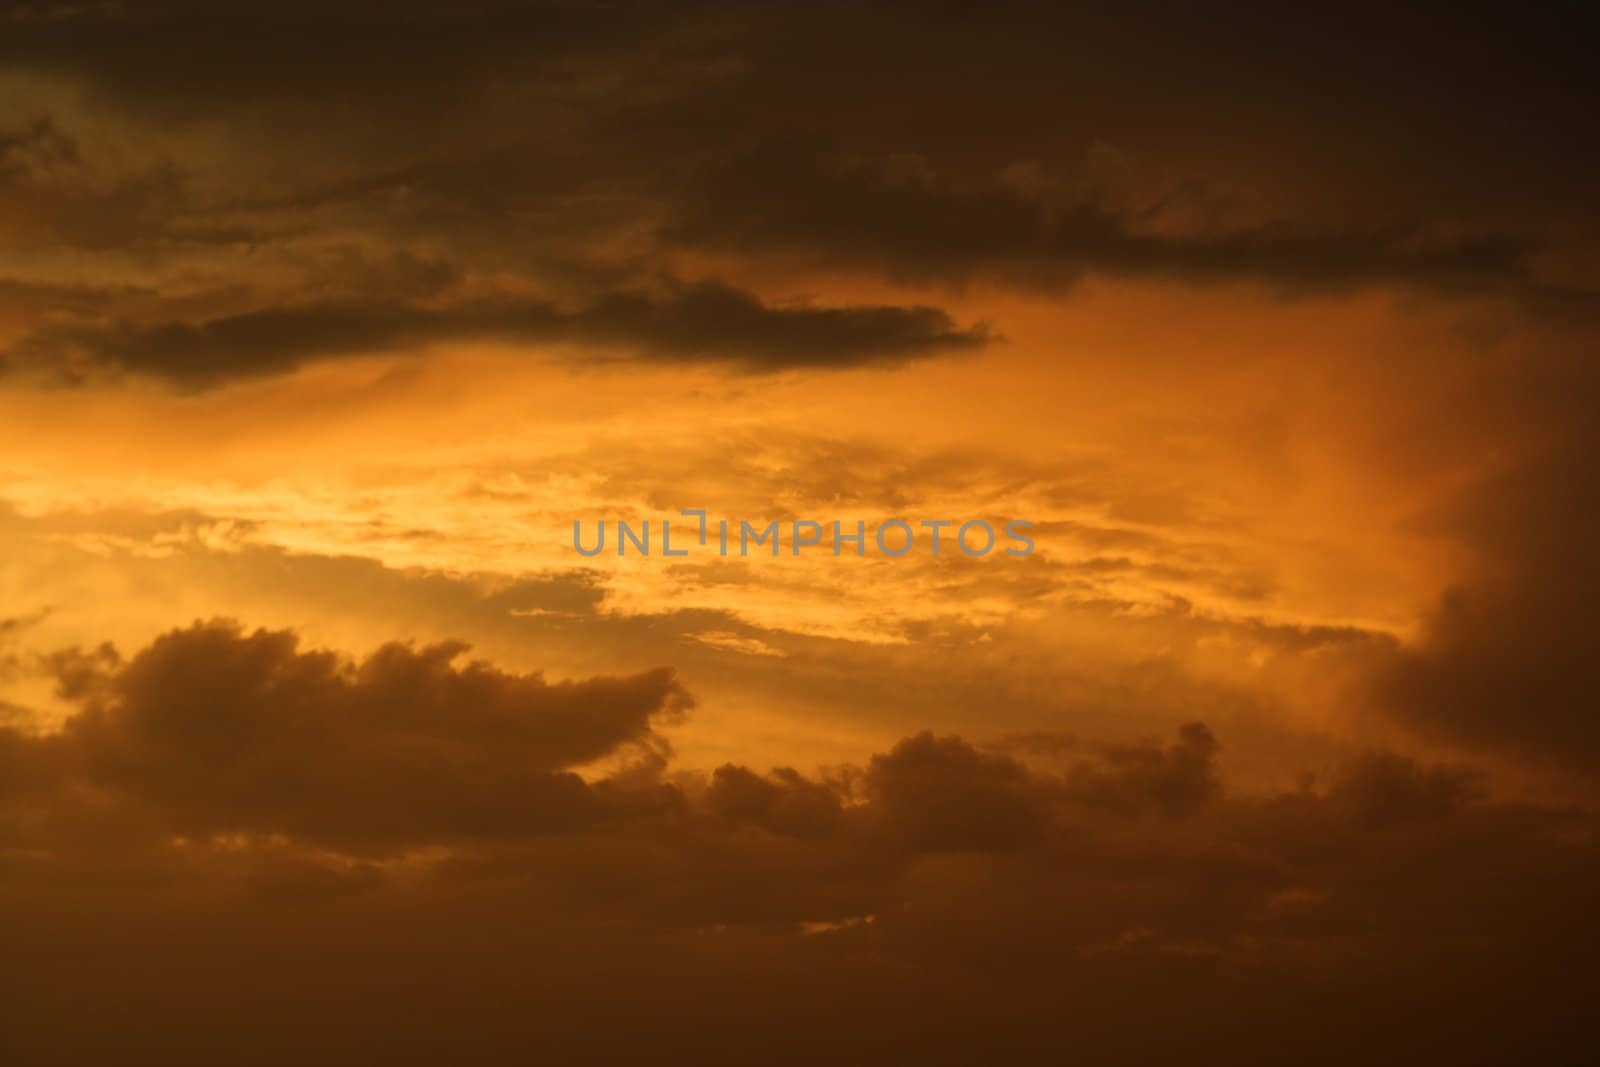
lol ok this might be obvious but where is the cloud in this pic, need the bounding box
[22,620,688,850]
[4,2,1594,383]
[1371,415,1600,773]
[667,142,1588,306]
[8,280,989,387]
[1327,749,1486,828]
[1060,721,1222,818]
[0,115,185,251]
[0,1,686,105]
[865,731,1052,852]
[705,763,845,839]
[2,624,1595,1063]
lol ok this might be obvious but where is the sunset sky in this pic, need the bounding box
[3,4,1597,1063]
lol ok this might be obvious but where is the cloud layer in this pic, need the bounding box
[3,623,1595,1063]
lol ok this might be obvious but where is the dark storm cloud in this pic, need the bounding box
[1372,416,1600,773]
[5,621,1232,858]
[0,1,691,103]
[21,620,688,849]
[1325,749,1486,828]
[704,763,845,840]
[864,732,1053,852]
[1061,722,1223,818]
[665,142,1572,299]
[2,622,1595,1064]
[2,1,1595,393]
[7,281,989,386]
[0,275,131,317]
[0,115,186,251]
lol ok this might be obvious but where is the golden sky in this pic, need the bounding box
[2,4,1597,1063]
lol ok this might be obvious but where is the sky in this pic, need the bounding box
[2,3,1597,1063]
